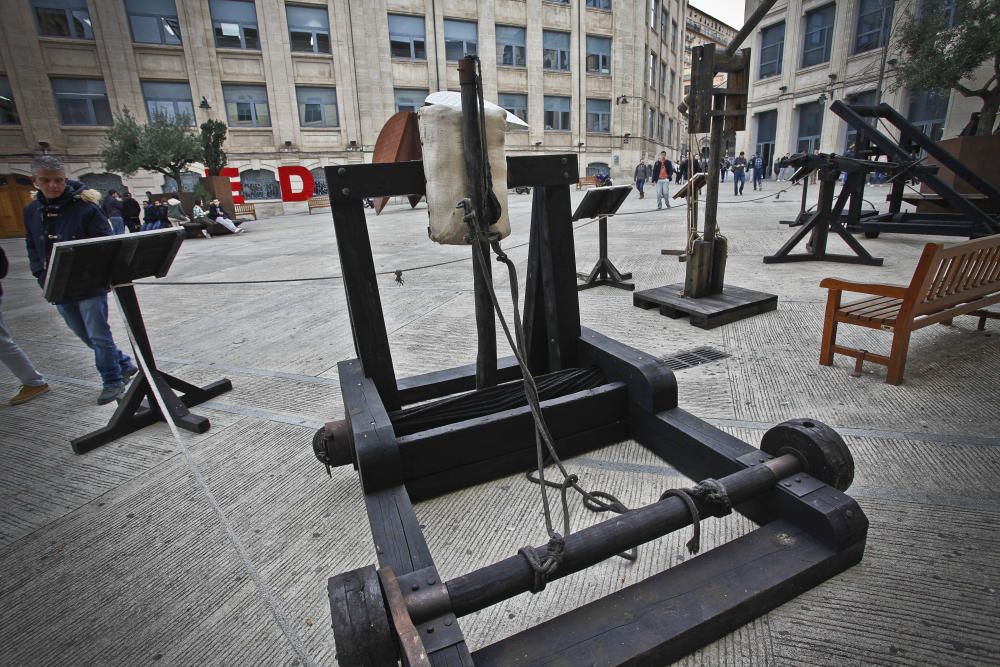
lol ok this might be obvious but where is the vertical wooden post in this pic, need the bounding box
[459,56,498,389]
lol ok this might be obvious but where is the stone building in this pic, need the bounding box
[681,4,738,157]
[0,0,687,235]
[740,0,985,178]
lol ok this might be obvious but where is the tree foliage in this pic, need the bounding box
[101,108,204,190]
[200,119,229,176]
[895,0,1000,135]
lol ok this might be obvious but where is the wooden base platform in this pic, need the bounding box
[634,283,777,329]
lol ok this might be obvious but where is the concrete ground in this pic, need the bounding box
[1,179,998,667]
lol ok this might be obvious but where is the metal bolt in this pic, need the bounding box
[444,619,452,627]
[845,509,855,519]
[341,187,351,196]
[561,157,568,164]
[411,584,419,591]
[783,481,792,487]
[426,626,435,634]
[427,578,436,586]
[794,477,801,483]
[758,457,766,463]
[337,167,346,176]
[562,172,569,180]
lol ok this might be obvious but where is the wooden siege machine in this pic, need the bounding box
[312,55,868,666]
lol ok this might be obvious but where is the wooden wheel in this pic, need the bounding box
[327,566,398,666]
[761,418,854,491]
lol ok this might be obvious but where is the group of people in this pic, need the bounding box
[100,191,244,237]
[633,151,680,210]
[2,155,250,409]
[634,149,771,205]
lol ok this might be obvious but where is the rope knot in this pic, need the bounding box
[518,533,566,593]
[688,478,732,517]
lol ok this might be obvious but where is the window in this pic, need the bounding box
[854,0,893,54]
[126,0,181,45]
[668,117,674,144]
[51,78,111,126]
[907,89,949,142]
[543,31,570,71]
[650,0,659,30]
[661,9,669,39]
[669,69,676,100]
[671,20,678,51]
[544,95,570,130]
[586,0,611,8]
[801,4,835,67]
[296,86,338,127]
[759,22,784,79]
[659,61,667,94]
[444,19,477,61]
[388,14,426,59]
[647,107,655,138]
[658,113,665,141]
[210,0,259,49]
[796,102,823,154]
[32,0,92,39]
[844,90,876,152]
[756,109,777,174]
[223,84,270,127]
[142,81,195,124]
[240,169,280,200]
[586,98,611,133]
[498,93,527,124]
[287,5,330,54]
[162,172,201,192]
[586,162,610,177]
[395,88,428,112]
[649,51,657,89]
[586,36,611,74]
[311,168,328,196]
[0,77,19,125]
[78,173,124,195]
[496,26,526,67]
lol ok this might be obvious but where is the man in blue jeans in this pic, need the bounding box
[24,156,137,405]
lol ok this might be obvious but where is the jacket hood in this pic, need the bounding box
[167,198,181,206]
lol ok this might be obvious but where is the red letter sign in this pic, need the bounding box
[277,166,314,201]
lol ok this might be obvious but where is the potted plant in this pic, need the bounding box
[199,119,236,210]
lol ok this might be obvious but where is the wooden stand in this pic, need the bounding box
[72,284,232,454]
[577,215,633,291]
[634,283,777,330]
[765,166,883,266]
[317,149,866,665]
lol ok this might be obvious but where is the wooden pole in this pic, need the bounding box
[458,57,498,388]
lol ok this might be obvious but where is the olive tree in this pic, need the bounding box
[101,108,204,191]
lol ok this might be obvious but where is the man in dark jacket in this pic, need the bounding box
[651,151,674,209]
[121,191,141,233]
[24,155,136,404]
[1,246,49,405]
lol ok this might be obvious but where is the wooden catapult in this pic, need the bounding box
[312,53,868,666]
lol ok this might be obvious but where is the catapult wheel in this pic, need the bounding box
[327,565,397,666]
[761,418,854,491]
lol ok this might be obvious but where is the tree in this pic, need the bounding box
[894,0,1000,136]
[200,119,228,175]
[101,108,204,191]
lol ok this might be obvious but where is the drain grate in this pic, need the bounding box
[661,346,729,371]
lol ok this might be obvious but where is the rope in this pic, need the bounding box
[658,478,732,555]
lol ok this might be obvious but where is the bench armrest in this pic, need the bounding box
[819,278,909,299]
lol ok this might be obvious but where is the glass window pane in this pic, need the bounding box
[543,30,569,50]
[209,0,257,23]
[58,99,91,125]
[215,24,242,47]
[290,30,313,51]
[243,26,259,49]
[287,5,328,30]
[71,9,93,38]
[0,77,18,125]
[162,17,182,44]
[395,89,428,112]
[36,8,71,37]
[316,32,330,53]
[130,15,162,43]
[759,22,785,78]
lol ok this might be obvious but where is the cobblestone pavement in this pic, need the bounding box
[1,182,998,666]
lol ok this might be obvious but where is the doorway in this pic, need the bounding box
[0,174,34,238]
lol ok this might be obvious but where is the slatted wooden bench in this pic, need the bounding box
[819,235,1000,384]
[233,202,257,220]
[577,175,598,190]
[307,196,331,214]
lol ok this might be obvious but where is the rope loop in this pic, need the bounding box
[688,478,732,517]
[518,533,566,593]
[660,488,702,554]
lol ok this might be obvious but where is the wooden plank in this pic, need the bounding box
[331,201,399,410]
[472,521,864,667]
[577,326,678,413]
[406,420,629,502]
[396,383,628,478]
[507,154,580,188]
[326,162,427,201]
[542,183,582,368]
[633,283,777,329]
[396,356,521,405]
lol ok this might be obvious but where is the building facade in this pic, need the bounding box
[0,0,687,234]
[741,0,983,178]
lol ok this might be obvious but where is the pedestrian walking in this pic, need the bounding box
[0,246,50,405]
[634,158,649,199]
[732,152,747,195]
[103,189,125,235]
[777,153,792,181]
[652,151,674,209]
[721,155,730,182]
[24,155,137,405]
[751,153,764,190]
[121,191,141,233]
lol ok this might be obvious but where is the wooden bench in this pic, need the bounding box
[577,175,598,190]
[307,196,331,214]
[820,235,1000,384]
[233,202,257,220]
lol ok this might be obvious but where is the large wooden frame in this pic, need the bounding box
[322,155,868,665]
